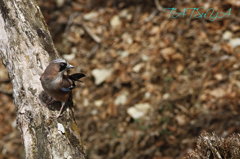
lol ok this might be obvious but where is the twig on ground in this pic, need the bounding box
[144,10,158,22]
[65,12,101,44]
[80,23,101,44]
[154,0,164,12]
[0,90,13,98]
[64,12,79,34]
[0,79,11,83]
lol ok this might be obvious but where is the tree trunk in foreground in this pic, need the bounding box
[0,0,85,159]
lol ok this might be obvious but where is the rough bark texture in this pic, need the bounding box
[0,0,85,159]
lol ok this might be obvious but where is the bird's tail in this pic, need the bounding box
[69,73,85,81]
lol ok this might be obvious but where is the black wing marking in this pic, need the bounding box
[69,73,85,81]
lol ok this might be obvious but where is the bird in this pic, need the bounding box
[40,58,85,117]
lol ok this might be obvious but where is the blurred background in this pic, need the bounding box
[1,0,240,159]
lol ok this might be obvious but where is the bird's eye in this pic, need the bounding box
[59,62,67,72]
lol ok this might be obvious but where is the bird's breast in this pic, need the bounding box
[41,75,70,102]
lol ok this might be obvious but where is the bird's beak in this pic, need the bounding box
[66,64,74,69]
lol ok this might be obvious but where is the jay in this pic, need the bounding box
[40,58,85,117]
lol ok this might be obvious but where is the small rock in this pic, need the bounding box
[209,88,225,98]
[94,100,103,107]
[114,92,128,105]
[92,68,112,85]
[141,54,149,61]
[118,50,129,58]
[127,103,151,119]
[176,115,186,126]
[119,9,132,20]
[133,63,143,73]
[56,0,65,7]
[150,26,160,35]
[83,12,98,21]
[83,99,89,107]
[122,33,133,44]
[229,38,240,48]
[119,9,129,17]
[212,44,221,52]
[176,64,184,73]
[163,93,170,99]
[91,109,98,115]
[63,54,75,61]
[214,74,223,81]
[110,15,122,28]
[222,31,232,40]
[144,92,151,99]
[203,2,210,8]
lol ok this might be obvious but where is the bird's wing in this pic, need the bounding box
[60,75,74,92]
[60,73,85,92]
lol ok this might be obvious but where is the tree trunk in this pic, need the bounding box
[0,0,85,159]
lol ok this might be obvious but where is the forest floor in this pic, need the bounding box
[1,0,240,159]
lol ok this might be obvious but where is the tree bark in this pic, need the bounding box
[0,0,85,159]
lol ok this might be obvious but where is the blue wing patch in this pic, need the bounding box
[60,87,72,92]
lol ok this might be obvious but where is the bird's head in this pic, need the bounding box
[41,58,74,80]
[51,58,74,73]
